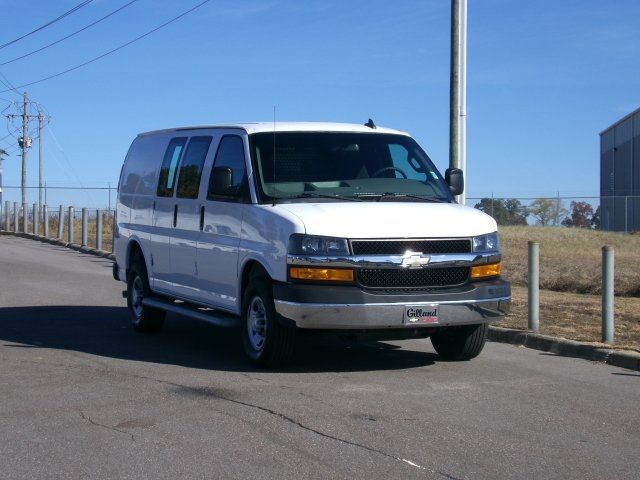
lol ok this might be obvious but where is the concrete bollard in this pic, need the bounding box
[528,241,540,332]
[96,209,103,251]
[43,205,49,237]
[81,208,88,247]
[4,201,9,231]
[32,203,38,235]
[68,206,74,244]
[22,203,28,234]
[13,202,19,232]
[602,246,614,343]
[57,205,64,240]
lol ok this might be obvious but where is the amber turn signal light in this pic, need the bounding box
[470,263,501,279]
[289,267,355,282]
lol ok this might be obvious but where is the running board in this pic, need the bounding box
[142,297,240,328]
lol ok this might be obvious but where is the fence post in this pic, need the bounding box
[32,203,38,235]
[43,205,49,237]
[22,203,28,234]
[81,208,88,247]
[13,202,18,232]
[528,241,540,332]
[4,200,9,231]
[602,246,614,343]
[96,209,103,250]
[57,205,64,239]
[68,206,74,244]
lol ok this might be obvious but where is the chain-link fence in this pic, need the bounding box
[3,186,640,239]
[0,184,116,211]
[469,196,640,232]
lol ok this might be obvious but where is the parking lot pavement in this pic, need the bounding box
[1,235,639,479]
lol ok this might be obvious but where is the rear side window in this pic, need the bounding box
[207,136,247,199]
[157,137,187,197]
[176,136,213,199]
[119,135,167,195]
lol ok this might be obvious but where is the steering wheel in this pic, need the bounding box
[372,166,408,179]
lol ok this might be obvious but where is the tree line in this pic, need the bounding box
[473,198,600,228]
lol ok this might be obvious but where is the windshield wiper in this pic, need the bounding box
[273,192,364,203]
[355,192,449,203]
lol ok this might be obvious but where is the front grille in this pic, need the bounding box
[357,267,470,289]
[351,239,471,255]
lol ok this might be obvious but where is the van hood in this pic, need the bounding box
[274,201,497,239]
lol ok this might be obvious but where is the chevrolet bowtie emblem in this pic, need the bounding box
[401,251,431,269]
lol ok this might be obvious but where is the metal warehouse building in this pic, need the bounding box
[600,106,640,231]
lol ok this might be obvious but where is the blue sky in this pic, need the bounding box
[0,0,639,208]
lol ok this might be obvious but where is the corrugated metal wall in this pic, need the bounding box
[600,108,640,231]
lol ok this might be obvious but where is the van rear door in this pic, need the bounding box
[150,136,187,293]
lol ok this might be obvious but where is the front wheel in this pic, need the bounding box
[430,323,488,361]
[241,276,295,367]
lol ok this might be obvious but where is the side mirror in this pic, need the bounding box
[445,168,464,196]
[210,166,235,196]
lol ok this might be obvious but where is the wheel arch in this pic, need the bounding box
[239,258,271,306]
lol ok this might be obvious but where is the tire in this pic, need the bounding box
[241,275,295,367]
[430,323,488,361]
[127,257,165,333]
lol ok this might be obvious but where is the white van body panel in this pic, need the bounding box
[114,122,510,330]
[274,202,497,239]
[238,204,306,287]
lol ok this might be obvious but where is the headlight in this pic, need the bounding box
[472,232,500,253]
[288,234,350,256]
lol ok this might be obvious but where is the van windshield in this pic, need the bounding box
[249,132,452,203]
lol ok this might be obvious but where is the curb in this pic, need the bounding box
[1,230,115,261]
[489,326,640,371]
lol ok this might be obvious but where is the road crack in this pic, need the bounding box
[123,374,453,478]
[78,410,136,442]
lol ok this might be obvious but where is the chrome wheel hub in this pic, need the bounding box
[247,296,267,351]
[131,276,144,319]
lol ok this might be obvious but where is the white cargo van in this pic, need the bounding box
[114,122,510,366]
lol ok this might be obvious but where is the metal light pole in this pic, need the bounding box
[449,0,468,205]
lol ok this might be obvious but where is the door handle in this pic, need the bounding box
[173,204,178,228]
[199,206,205,231]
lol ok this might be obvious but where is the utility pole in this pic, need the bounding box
[21,92,30,206]
[37,111,50,210]
[449,0,468,204]
[5,92,49,210]
[38,112,44,209]
[0,148,6,223]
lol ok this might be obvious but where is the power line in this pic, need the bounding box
[0,1,95,51]
[0,70,21,96]
[0,0,212,94]
[1,0,140,67]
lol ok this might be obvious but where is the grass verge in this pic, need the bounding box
[496,286,640,352]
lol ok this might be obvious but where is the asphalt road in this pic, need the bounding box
[1,235,639,480]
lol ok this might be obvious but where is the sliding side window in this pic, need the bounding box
[157,137,187,197]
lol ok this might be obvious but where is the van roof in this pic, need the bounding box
[139,122,410,137]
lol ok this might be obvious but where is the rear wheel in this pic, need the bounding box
[430,323,488,361]
[241,275,295,367]
[127,257,165,333]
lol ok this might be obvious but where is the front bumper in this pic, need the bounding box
[273,279,511,330]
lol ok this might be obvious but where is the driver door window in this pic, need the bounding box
[388,144,427,181]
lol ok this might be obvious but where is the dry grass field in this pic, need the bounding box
[500,226,640,296]
[498,226,640,350]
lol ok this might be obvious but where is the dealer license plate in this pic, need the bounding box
[404,304,439,325]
